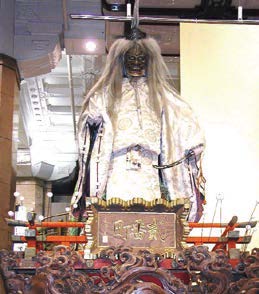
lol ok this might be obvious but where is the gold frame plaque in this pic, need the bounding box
[84,198,190,256]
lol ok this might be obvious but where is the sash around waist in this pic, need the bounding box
[111,144,159,160]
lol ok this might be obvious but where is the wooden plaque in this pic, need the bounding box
[97,212,176,249]
[85,198,190,256]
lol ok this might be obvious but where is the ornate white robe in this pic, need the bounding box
[72,78,205,221]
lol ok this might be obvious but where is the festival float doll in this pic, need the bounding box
[2,14,258,294]
[70,26,206,226]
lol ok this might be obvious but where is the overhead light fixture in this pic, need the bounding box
[85,41,97,52]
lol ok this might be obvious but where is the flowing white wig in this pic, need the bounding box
[79,37,181,126]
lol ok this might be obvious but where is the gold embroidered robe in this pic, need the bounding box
[72,78,205,221]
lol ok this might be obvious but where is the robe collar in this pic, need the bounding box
[122,77,147,93]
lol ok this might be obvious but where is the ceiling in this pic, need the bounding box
[15,0,259,182]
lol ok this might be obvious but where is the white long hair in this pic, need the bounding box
[79,37,180,126]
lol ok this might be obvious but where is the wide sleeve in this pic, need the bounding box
[160,90,206,222]
[71,90,114,217]
[71,92,105,216]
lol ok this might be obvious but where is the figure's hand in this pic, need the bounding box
[185,143,204,160]
[87,115,103,126]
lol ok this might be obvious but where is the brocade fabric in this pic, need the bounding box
[72,78,205,221]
